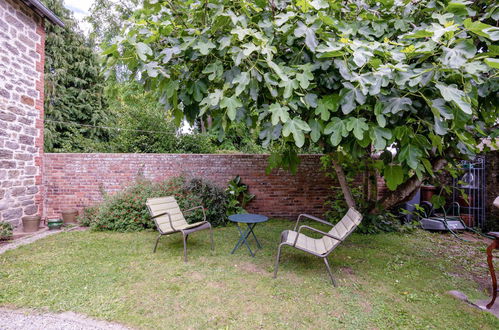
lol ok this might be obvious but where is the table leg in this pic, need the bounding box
[486,239,498,309]
[231,223,255,257]
[247,223,262,248]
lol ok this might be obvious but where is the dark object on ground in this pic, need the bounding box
[47,219,63,230]
[486,232,499,309]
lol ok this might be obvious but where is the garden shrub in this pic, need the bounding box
[0,222,13,239]
[82,177,230,232]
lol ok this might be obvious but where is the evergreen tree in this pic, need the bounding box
[42,0,109,151]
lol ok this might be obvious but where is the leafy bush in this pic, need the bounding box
[82,177,230,232]
[182,177,229,227]
[0,222,13,239]
[226,175,255,215]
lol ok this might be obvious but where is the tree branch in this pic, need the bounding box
[332,159,356,209]
[373,158,447,213]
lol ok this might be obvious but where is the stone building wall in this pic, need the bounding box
[43,153,335,219]
[0,0,45,226]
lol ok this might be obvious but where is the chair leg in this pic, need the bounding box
[274,244,284,279]
[182,233,188,262]
[323,257,337,287]
[209,225,214,251]
[153,234,162,253]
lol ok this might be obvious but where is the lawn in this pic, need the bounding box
[0,220,497,329]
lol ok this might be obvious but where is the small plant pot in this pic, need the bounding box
[22,215,41,233]
[61,209,79,225]
[421,185,437,202]
[47,218,63,230]
[460,214,474,227]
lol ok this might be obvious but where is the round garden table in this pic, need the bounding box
[228,213,268,257]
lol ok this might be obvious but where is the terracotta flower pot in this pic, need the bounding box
[460,214,474,227]
[22,215,41,233]
[61,209,78,225]
[421,185,437,202]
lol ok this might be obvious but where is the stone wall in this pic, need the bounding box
[0,0,45,226]
[43,153,335,219]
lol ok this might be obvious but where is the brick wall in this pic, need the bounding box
[43,153,335,219]
[0,0,45,226]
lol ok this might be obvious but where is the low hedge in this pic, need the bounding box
[79,176,229,232]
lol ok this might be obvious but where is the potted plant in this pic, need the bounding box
[0,221,13,240]
[420,181,437,202]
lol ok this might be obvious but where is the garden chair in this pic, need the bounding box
[273,208,363,286]
[146,196,214,262]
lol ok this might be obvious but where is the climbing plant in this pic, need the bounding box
[105,0,498,213]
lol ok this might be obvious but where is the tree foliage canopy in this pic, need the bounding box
[106,0,498,210]
[43,0,109,151]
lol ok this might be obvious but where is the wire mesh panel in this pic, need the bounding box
[452,156,486,228]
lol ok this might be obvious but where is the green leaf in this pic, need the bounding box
[441,40,476,68]
[315,94,340,121]
[233,72,251,96]
[165,80,179,99]
[383,97,412,114]
[403,30,433,39]
[485,58,499,69]
[376,114,386,127]
[398,144,422,169]
[220,96,242,121]
[324,117,347,146]
[268,103,290,125]
[193,39,216,55]
[308,119,321,143]
[282,118,311,148]
[279,79,299,99]
[202,61,223,81]
[436,83,472,115]
[294,21,318,51]
[346,117,369,140]
[136,42,152,61]
[370,127,392,150]
[384,165,404,191]
[421,158,434,177]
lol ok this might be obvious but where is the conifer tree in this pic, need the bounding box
[42,0,109,151]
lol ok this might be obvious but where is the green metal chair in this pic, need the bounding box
[146,196,214,262]
[273,208,363,286]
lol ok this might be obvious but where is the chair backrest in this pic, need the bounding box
[146,196,187,234]
[323,208,363,252]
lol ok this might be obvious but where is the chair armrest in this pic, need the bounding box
[150,211,175,231]
[183,205,206,222]
[293,225,343,247]
[293,213,333,231]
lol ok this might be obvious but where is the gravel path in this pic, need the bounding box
[0,229,61,255]
[0,308,129,330]
[0,226,85,255]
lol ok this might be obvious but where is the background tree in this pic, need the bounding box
[107,0,498,215]
[43,0,109,151]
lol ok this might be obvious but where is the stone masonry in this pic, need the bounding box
[0,0,46,226]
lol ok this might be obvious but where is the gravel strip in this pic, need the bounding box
[0,308,129,330]
[0,230,62,255]
[0,226,85,255]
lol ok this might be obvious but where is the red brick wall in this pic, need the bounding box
[43,153,335,219]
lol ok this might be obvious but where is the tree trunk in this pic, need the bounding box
[332,159,356,209]
[371,158,447,214]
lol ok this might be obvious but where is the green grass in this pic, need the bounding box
[0,220,497,329]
